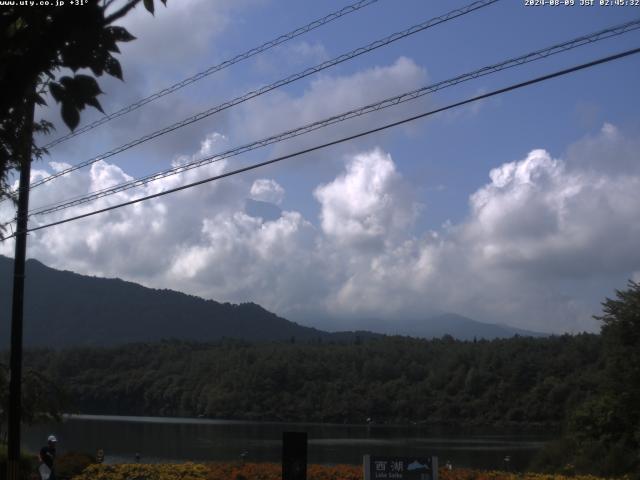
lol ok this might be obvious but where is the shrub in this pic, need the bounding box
[69,463,630,480]
[0,445,38,480]
[56,452,96,479]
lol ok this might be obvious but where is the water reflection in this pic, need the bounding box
[23,415,552,471]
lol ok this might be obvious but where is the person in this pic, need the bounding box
[39,435,57,480]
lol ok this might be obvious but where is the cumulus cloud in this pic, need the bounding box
[462,134,640,278]
[2,132,240,281]
[313,125,640,332]
[565,122,640,175]
[314,148,419,248]
[3,123,640,335]
[250,179,285,205]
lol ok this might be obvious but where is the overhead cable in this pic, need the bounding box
[27,19,640,218]
[40,0,381,150]
[7,46,638,239]
[25,0,500,192]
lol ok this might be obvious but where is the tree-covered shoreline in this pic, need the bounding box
[17,334,602,427]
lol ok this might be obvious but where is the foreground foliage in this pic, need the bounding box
[69,463,629,480]
[570,281,640,477]
[72,462,209,480]
[0,445,35,480]
[55,451,96,479]
[439,468,629,480]
[0,0,168,237]
[0,363,67,444]
[0,449,95,480]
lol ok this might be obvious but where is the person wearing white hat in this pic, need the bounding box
[38,435,57,480]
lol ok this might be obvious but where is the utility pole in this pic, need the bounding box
[6,81,36,480]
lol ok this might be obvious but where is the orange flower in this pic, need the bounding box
[70,462,624,480]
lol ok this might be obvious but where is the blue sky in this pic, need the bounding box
[4,0,640,334]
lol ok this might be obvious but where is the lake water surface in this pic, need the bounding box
[24,415,553,471]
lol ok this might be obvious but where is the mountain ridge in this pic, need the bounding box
[0,256,544,348]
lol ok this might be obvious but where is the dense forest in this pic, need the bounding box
[22,334,602,427]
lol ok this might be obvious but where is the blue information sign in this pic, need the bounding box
[363,456,438,480]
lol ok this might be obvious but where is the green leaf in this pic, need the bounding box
[143,0,154,15]
[86,97,104,114]
[54,75,104,122]
[49,82,64,103]
[100,31,120,54]
[59,76,74,89]
[6,17,26,38]
[86,48,110,77]
[34,120,54,135]
[61,102,80,131]
[108,26,136,43]
[104,57,123,81]
[59,75,102,107]
[60,38,94,72]
[34,93,47,106]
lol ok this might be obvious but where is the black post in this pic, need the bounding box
[282,431,307,480]
[6,83,36,480]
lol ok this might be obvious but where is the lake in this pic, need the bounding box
[24,415,552,471]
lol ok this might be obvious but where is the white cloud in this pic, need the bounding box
[2,132,240,281]
[253,41,330,75]
[167,209,321,314]
[308,125,640,332]
[250,179,285,205]
[565,123,640,175]
[289,42,330,63]
[462,144,640,277]
[314,148,419,248]
[235,56,429,163]
[7,113,640,336]
[116,0,261,76]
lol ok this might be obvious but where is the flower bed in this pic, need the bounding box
[439,468,624,480]
[70,463,626,480]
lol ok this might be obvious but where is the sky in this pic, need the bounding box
[2,0,640,334]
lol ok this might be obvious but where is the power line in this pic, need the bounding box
[40,0,381,150]
[25,0,499,192]
[27,19,640,218]
[7,46,638,239]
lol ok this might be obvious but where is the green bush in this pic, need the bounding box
[529,438,578,475]
[55,451,96,479]
[0,445,38,480]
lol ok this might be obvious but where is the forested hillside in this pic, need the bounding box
[0,257,335,347]
[0,257,533,347]
[23,334,602,426]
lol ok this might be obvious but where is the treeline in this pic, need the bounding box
[23,334,603,427]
